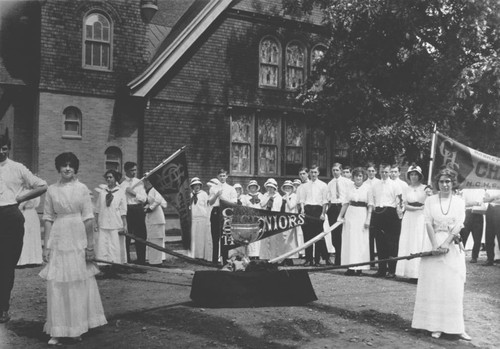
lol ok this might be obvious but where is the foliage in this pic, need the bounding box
[284,0,500,165]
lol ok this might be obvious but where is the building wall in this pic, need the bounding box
[37,92,138,191]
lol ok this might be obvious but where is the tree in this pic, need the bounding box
[284,0,500,165]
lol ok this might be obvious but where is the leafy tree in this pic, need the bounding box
[284,0,500,165]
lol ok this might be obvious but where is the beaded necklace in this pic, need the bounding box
[439,193,452,215]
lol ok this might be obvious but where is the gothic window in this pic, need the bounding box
[311,44,327,91]
[333,133,349,161]
[258,116,280,175]
[285,120,305,176]
[105,146,122,172]
[285,42,305,90]
[230,114,253,175]
[62,106,82,139]
[310,128,328,175]
[83,12,112,70]
[259,37,280,88]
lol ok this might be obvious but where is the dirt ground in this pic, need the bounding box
[1,245,499,349]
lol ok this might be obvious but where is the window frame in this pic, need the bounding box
[104,146,122,172]
[308,126,331,176]
[283,118,306,177]
[230,113,255,176]
[258,36,282,89]
[82,11,113,71]
[285,40,307,91]
[257,113,281,176]
[62,106,82,140]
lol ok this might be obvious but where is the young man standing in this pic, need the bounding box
[370,163,403,278]
[299,165,331,266]
[0,135,47,323]
[326,163,352,265]
[120,162,147,264]
[365,162,380,267]
[208,169,237,263]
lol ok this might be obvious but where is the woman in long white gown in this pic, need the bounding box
[411,168,471,341]
[396,165,429,279]
[40,152,107,345]
[189,177,212,261]
[337,167,373,276]
[259,178,284,260]
[17,194,42,266]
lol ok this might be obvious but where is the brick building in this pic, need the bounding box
[0,0,349,206]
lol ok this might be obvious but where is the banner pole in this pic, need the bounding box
[427,123,437,186]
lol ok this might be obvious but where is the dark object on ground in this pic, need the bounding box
[190,270,317,307]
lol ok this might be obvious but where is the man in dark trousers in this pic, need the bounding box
[298,165,331,266]
[120,162,147,264]
[370,163,403,278]
[483,190,500,266]
[0,135,47,323]
[326,163,352,265]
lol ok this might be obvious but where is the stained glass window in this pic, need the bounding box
[259,37,280,87]
[231,114,253,174]
[285,120,305,175]
[258,116,280,175]
[84,13,112,70]
[310,128,328,174]
[286,42,305,90]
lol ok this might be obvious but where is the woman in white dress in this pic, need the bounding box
[412,168,471,341]
[259,178,284,260]
[95,170,127,265]
[241,180,263,259]
[189,177,212,261]
[17,193,42,266]
[40,152,107,345]
[144,179,167,266]
[337,167,372,276]
[280,180,299,265]
[396,165,428,279]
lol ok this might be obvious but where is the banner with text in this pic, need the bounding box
[432,131,500,189]
[219,200,306,255]
[147,150,191,249]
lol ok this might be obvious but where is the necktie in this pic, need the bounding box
[237,198,242,205]
[250,194,260,205]
[336,179,340,200]
[106,188,118,207]
[281,197,287,212]
[191,192,198,205]
[266,196,274,211]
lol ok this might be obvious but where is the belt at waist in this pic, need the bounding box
[304,204,322,207]
[127,203,143,207]
[374,206,396,212]
[407,202,424,207]
[330,203,342,207]
[350,201,367,207]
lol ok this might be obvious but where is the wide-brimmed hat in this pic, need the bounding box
[247,180,260,191]
[207,178,220,187]
[406,165,423,181]
[293,179,302,186]
[281,180,294,191]
[190,177,202,187]
[264,178,278,190]
[233,183,242,190]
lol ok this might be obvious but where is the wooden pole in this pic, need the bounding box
[428,123,438,186]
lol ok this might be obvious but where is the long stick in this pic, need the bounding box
[269,221,343,264]
[428,123,438,186]
[121,231,218,268]
[131,146,186,189]
[300,251,435,272]
[93,258,165,273]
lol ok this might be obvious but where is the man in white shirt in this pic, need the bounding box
[0,135,47,323]
[326,163,352,265]
[299,165,330,266]
[120,162,147,264]
[459,189,485,263]
[208,169,237,263]
[365,162,380,266]
[370,163,403,278]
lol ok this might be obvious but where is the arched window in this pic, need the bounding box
[83,12,112,70]
[311,44,326,72]
[105,146,122,172]
[285,41,306,90]
[259,37,281,88]
[62,106,82,139]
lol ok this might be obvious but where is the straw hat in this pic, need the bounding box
[406,165,423,181]
[207,178,220,187]
[293,179,302,186]
[264,178,278,190]
[247,180,260,191]
[233,183,242,190]
[281,180,294,192]
[190,177,202,187]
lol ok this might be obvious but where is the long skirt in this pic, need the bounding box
[17,209,42,265]
[95,228,126,264]
[146,223,166,264]
[341,206,370,270]
[396,209,428,278]
[190,218,212,261]
[412,232,466,334]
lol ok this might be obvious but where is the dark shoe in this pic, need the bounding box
[482,260,494,266]
[386,273,396,278]
[356,270,362,276]
[302,260,314,267]
[373,272,386,278]
[314,261,321,267]
[284,259,294,267]
[344,269,355,276]
[325,259,333,265]
[0,311,10,323]
[470,258,477,263]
